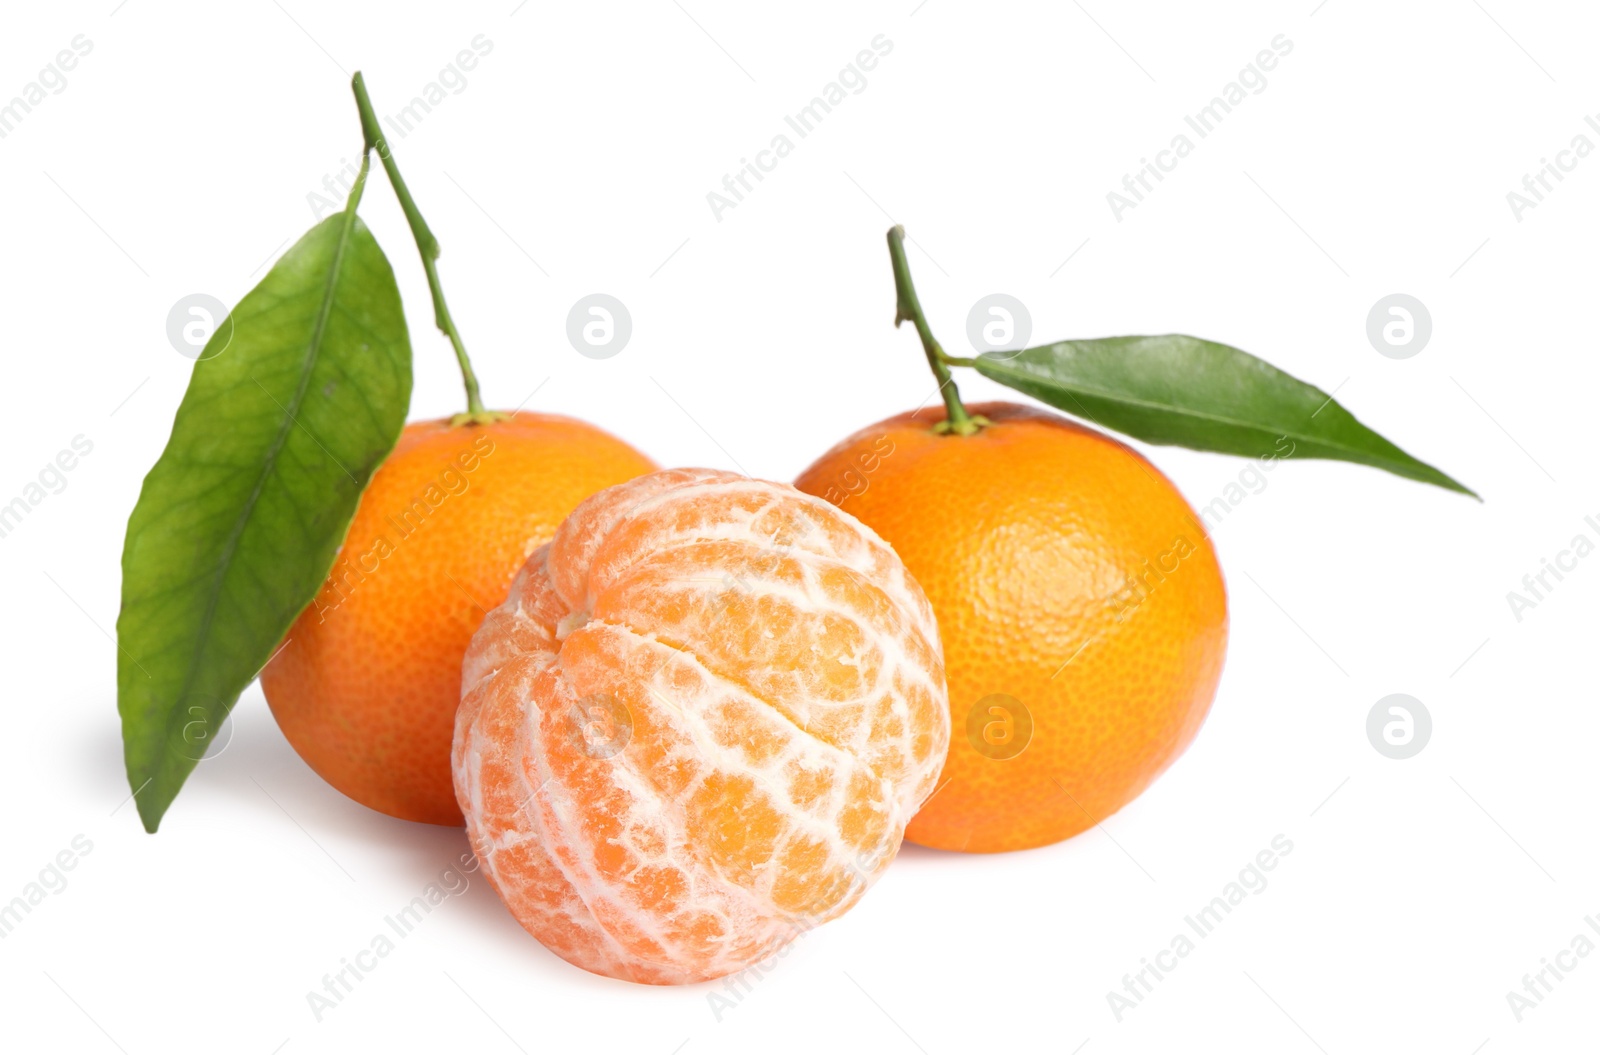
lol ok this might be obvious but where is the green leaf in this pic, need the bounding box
[117,209,412,832]
[973,335,1475,496]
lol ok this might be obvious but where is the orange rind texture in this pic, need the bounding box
[452,468,950,984]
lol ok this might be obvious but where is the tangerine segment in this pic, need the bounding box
[453,469,949,984]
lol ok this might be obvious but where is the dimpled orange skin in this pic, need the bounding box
[261,413,656,826]
[795,402,1228,853]
[453,468,949,984]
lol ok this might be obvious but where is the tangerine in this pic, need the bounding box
[453,468,949,983]
[262,412,655,825]
[796,402,1228,853]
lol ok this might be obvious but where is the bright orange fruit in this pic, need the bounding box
[453,468,950,983]
[262,412,656,825]
[795,402,1228,853]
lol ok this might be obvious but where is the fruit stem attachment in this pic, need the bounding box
[886,226,981,436]
[351,72,504,426]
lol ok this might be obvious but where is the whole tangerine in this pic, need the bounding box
[795,401,1228,853]
[262,412,656,825]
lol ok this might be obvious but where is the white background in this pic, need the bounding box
[1,1,1594,1051]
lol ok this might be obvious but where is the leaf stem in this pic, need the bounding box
[886,226,980,436]
[351,71,501,424]
[343,149,372,217]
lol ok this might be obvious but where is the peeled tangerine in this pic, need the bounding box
[453,468,949,984]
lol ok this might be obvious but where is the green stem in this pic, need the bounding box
[342,148,372,218]
[351,71,500,424]
[886,226,980,436]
